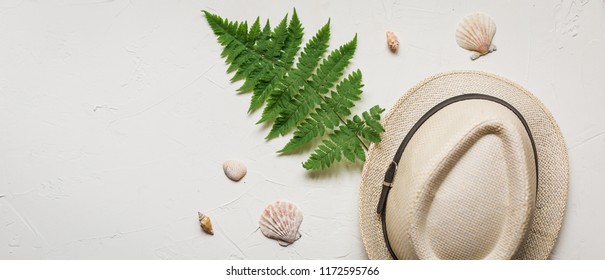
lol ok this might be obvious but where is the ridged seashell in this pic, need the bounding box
[222,160,247,182]
[198,212,214,235]
[386,31,399,52]
[259,201,303,247]
[455,13,497,60]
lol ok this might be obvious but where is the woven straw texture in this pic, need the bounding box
[358,71,569,260]
[385,100,537,259]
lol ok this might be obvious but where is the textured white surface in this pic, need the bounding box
[0,0,604,259]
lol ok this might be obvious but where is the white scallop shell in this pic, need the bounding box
[386,31,399,52]
[222,160,247,182]
[455,13,497,60]
[259,201,303,246]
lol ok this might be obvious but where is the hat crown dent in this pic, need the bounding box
[385,100,537,260]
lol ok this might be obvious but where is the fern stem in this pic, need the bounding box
[358,136,369,150]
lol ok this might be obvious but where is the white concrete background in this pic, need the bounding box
[0,0,603,259]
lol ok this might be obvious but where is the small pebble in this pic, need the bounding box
[223,160,247,181]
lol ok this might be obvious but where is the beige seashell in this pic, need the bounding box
[198,212,214,235]
[259,201,303,247]
[386,31,399,52]
[222,160,247,182]
[455,13,497,60]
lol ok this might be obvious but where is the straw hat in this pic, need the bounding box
[359,71,568,260]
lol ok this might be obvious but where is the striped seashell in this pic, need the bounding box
[198,212,214,235]
[259,201,303,247]
[455,13,497,60]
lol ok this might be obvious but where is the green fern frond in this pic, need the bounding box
[278,112,326,153]
[266,36,357,139]
[204,9,385,170]
[302,125,363,170]
[312,35,357,93]
[303,106,385,170]
[281,10,303,69]
[278,70,363,153]
[259,21,330,123]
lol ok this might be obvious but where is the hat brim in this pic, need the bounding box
[359,71,569,260]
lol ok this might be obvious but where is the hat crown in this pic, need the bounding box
[385,99,536,259]
[360,71,569,260]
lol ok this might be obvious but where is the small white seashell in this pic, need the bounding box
[198,212,214,235]
[386,31,399,52]
[222,160,247,182]
[455,13,497,60]
[259,201,303,247]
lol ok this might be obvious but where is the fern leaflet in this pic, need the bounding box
[302,106,385,170]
